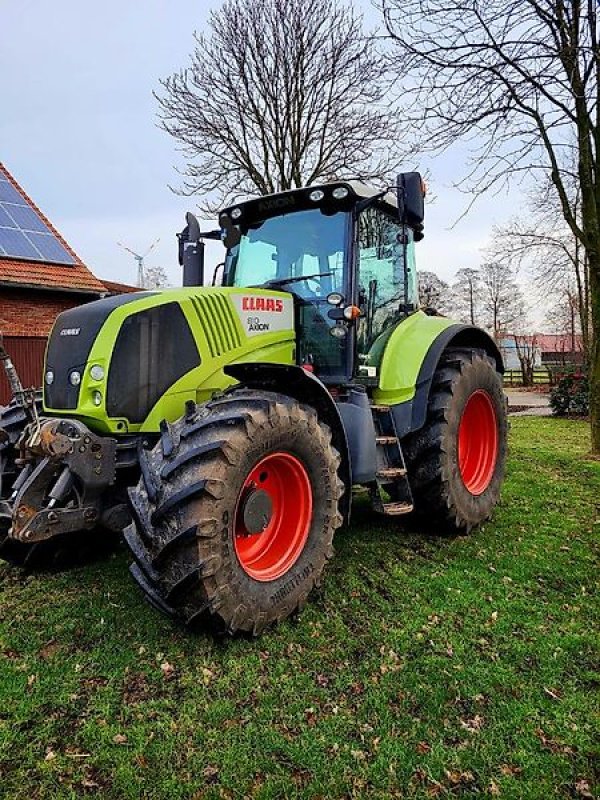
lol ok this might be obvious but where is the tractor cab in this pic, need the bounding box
[184,176,425,385]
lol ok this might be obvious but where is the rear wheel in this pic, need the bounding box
[125,389,344,635]
[403,348,507,532]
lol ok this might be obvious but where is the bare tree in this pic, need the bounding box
[545,284,584,356]
[452,267,481,325]
[479,261,521,341]
[144,266,169,290]
[383,0,600,452]
[157,0,401,210]
[418,270,454,315]
[488,173,591,362]
[513,333,538,387]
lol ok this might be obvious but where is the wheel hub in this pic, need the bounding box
[233,451,313,582]
[240,488,273,535]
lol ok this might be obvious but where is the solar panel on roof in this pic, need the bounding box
[0,180,25,204]
[27,232,74,263]
[0,228,42,260]
[0,174,76,265]
[0,205,17,228]
[3,203,51,233]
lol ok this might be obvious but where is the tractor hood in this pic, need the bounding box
[43,287,296,434]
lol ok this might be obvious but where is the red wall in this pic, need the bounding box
[0,288,80,338]
[0,336,48,404]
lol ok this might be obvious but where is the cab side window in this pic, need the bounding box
[357,207,406,363]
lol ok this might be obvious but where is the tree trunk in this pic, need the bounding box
[589,252,600,454]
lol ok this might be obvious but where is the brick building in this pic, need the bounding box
[0,162,108,404]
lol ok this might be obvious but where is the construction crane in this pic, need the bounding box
[116,238,160,287]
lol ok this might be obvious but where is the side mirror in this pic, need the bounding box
[396,172,425,238]
[186,211,201,242]
[220,214,242,250]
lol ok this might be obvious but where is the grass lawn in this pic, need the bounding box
[0,417,598,799]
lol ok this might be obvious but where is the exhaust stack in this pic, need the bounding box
[178,212,205,287]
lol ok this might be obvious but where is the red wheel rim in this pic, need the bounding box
[234,452,313,582]
[458,390,498,495]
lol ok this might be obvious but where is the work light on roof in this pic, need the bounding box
[332,187,349,200]
[230,207,242,220]
[308,189,325,202]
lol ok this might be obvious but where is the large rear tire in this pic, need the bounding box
[403,347,507,533]
[125,389,344,635]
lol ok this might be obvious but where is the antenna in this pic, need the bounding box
[117,238,160,287]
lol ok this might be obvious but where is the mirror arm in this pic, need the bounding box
[355,191,387,214]
[198,229,223,241]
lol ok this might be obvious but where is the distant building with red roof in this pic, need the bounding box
[0,162,110,403]
[499,332,584,371]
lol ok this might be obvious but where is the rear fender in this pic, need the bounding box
[224,363,352,523]
[390,323,504,438]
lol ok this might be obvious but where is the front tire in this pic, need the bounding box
[125,389,344,635]
[403,347,507,533]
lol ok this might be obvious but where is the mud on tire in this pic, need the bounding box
[403,347,507,533]
[125,389,344,636]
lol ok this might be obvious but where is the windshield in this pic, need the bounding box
[225,209,347,301]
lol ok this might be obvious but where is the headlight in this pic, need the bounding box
[309,189,324,202]
[330,325,347,338]
[92,390,103,407]
[89,364,104,381]
[69,370,81,386]
[343,305,361,320]
[326,292,344,306]
[332,187,349,199]
[45,370,54,385]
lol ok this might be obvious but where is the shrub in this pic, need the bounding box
[549,372,589,416]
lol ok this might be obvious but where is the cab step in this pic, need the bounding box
[370,402,414,514]
[376,435,398,445]
[382,501,414,516]
[377,466,407,480]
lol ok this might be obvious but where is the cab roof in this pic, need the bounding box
[220,180,399,222]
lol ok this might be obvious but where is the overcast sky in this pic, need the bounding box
[0,0,522,289]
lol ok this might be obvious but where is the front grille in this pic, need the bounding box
[44,292,156,410]
[191,294,242,358]
[106,302,200,423]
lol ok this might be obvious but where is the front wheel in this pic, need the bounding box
[125,390,344,635]
[402,347,508,533]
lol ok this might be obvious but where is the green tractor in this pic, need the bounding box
[0,174,507,635]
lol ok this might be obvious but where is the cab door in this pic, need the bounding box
[355,206,418,377]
